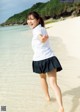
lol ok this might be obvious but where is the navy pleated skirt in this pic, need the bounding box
[32,56,62,74]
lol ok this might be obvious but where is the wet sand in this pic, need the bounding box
[0,17,80,112]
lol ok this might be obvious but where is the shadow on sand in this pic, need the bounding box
[63,86,80,112]
[50,36,80,112]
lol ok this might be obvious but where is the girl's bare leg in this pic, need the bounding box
[47,69,64,112]
[39,73,50,101]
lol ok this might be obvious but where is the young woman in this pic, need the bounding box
[27,11,64,112]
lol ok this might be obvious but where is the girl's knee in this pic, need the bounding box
[50,79,57,86]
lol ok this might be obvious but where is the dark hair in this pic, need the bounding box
[27,11,44,27]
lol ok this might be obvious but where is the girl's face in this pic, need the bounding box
[27,15,40,29]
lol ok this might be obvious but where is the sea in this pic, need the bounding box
[0,25,61,112]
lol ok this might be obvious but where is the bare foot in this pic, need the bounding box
[58,107,64,112]
[45,96,51,101]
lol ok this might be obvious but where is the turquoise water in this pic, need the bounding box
[0,25,29,32]
[0,25,33,75]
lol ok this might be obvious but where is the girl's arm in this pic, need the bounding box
[38,34,48,43]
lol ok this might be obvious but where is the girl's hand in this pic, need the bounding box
[39,34,48,43]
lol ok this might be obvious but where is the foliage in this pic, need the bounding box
[1,0,80,26]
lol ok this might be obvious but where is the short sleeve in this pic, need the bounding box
[37,27,48,36]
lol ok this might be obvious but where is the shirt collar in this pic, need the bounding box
[33,24,41,31]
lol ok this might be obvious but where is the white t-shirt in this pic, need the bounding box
[32,24,55,61]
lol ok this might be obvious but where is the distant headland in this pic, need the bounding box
[0,0,80,26]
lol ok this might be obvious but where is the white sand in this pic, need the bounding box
[47,16,80,59]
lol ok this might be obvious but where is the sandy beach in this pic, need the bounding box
[0,17,80,112]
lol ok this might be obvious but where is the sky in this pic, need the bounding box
[0,0,49,24]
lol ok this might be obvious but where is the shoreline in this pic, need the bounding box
[0,15,79,27]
